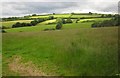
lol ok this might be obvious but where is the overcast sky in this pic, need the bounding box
[0,0,119,17]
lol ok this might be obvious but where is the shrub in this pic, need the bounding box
[12,22,21,28]
[32,14,37,16]
[56,22,62,30]
[91,15,120,28]
[2,26,10,29]
[89,12,92,15]
[62,19,66,24]
[56,18,63,23]
[91,22,101,28]
[31,21,38,26]
[2,29,6,33]
[49,16,54,20]
[66,18,73,23]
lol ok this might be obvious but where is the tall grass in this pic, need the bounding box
[2,27,118,76]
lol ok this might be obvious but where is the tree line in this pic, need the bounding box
[91,14,120,27]
[12,16,54,28]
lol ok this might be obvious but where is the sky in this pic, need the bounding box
[0,0,119,17]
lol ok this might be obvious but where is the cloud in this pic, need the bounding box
[1,0,119,17]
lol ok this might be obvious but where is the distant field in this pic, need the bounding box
[39,19,56,25]
[30,15,49,18]
[53,14,71,18]
[79,18,111,23]
[3,27,118,76]
[30,14,71,18]
[4,17,111,33]
[5,22,92,33]
[71,14,101,18]
[1,20,33,28]
[30,14,101,19]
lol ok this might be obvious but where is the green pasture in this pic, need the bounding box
[1,20,33,28]
[5,22,92,33]
[71,14,101,18]
[3,27,118,76]
[30,14,71,18]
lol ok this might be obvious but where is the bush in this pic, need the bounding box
[31,21,38,26]
[49,16,54,20]
[56,22,62,30]
[91,22,101,28]
[62,19,66,24]
[66,18,73,23]
[2,26,10,29]
[32,14,37,16]
[2,29,6,33]
[91,15,120,28]
[12,22,21,28]
[56,18,63,23]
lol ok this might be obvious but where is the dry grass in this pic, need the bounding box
[8,55,46,76]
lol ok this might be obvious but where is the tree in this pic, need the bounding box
[12,22,21,28]
[2,29,6,33]
[89,12,92,15]
[56,18,63,30]
[71,12,74,15]
[62,18,66,24]
[76,18,80,23]
[49,16,54,20]
[32,14,37,16]
[56,18,63,23]
[66,18,73,23]
[53,13,55,15]
[101,14,105,18]
[56,22,62,30]
[107,14,112,17]
[31,21,38,26]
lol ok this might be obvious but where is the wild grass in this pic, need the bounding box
[2,27,118,76]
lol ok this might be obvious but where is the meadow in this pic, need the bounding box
[30,14,71,18]
[1,20,33,28]
[2,13,119,76]
[3,27,118,76]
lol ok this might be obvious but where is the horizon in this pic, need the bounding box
[1,12,118,18]
[1,1,119,18]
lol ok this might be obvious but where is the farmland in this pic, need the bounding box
[1,20,33,28]
[2,13,119,76]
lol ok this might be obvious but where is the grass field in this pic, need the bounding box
[2,27,118,76]
[5,22,92,33]
[2,14,118,76]
[39,19,56,25]
[71,14,101,18]
[30,14,101,19]
[4,17,111,33]
[1,20,33,28]
[30,14,71,19]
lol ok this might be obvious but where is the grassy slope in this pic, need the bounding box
[71,14,101,18]
[30,14,101,19]
[4,17,111,33]
[1,20,33,27]
[3,27,118,76]
[5,22,92,33]
[2,14,118,76]
[39,19,56,25]
[30,14,71,18]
